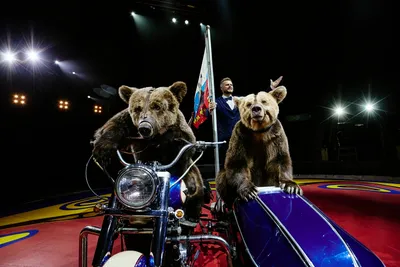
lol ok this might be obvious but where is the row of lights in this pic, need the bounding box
[1,49,78,75]
[171,17,189,25]
[130,12,203,26]
[1,49,41,64]
[4,11,208,68]
[333,102,376,117]
[12,94,102,113]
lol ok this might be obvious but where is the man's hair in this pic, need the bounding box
[220,77,232,87]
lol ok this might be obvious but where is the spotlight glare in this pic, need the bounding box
[334,106,345,116]
[185,20,189,25]
[365,103,375,112]
[27,50,40,62]
[55,60,60,64]
[2,51,17,63]
[172,18,177,23]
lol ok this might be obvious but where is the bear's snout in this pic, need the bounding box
[251,104,263,117]
[138,121,154,138]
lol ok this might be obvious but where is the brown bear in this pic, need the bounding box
[92,81,204,225]
[215,86,302,208]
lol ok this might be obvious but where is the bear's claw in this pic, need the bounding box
[238,183,258,202]
[280,181,303,195]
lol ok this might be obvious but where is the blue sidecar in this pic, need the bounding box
[233,186,385,267]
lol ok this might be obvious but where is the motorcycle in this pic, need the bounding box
[79,140,386,267]
[79,140,233,267]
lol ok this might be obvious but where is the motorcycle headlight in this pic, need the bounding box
[115,165,158,210]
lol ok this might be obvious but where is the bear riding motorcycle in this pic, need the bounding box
[79,81,385,267]
[80,81,233,267]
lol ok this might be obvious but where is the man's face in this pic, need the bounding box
[221,80,233,94]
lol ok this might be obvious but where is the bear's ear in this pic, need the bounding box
[233,96,243,107]
[269,86,287,104]
[169,81,187,103]
[119,85,138,104]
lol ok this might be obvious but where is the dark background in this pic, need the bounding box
[0,0,398,207]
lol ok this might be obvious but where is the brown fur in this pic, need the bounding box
[216,86,302,208]
[92,81,204,220]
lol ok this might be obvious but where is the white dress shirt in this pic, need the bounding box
[222,95,235,110]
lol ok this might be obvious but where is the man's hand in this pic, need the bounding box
[209,101,217,112]
[270,76,283,89]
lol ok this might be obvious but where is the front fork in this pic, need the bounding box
[152,172,170,267]
[92,192,118,267]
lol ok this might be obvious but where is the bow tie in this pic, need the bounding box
[224,96,232,101]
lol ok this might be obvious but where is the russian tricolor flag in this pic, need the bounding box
[192,47,210,129]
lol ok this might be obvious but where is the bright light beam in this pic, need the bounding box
[364,102,375,112]
[2,51,17,63]
[334,106,345,116]
[27,50,40,63]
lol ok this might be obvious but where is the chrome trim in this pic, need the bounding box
[254,196,314,266]
[79,226,102,267]
[299,196,361,267]
[80,228,234,267]
[117,227,153,235]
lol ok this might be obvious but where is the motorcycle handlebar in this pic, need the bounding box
[116,140,226,170]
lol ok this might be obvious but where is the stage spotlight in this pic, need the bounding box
[26,50,40,63]
[58,100,69,110]
[2,51,17,64]
[94,105,102,114]
[334,106,345,116]
[12,94,26,105]
[172,18,177,23]
[364,102,375,112]
[185,20,189,25]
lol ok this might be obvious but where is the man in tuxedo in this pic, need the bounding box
[209,76,283,166]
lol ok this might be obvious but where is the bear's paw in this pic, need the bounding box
[280,180,303,195]
[237,182,258,202]
[92,141,118,167]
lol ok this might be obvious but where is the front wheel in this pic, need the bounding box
[103,250,154,267]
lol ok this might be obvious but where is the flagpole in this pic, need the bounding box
[205,25,220,177]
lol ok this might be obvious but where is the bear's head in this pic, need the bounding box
[234,86,287,132]
[118,81,187,139]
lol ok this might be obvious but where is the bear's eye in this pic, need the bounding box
[151,103,161,111]
[246,103,252,108]
[261,100,267,104]
[134,106,142,113]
